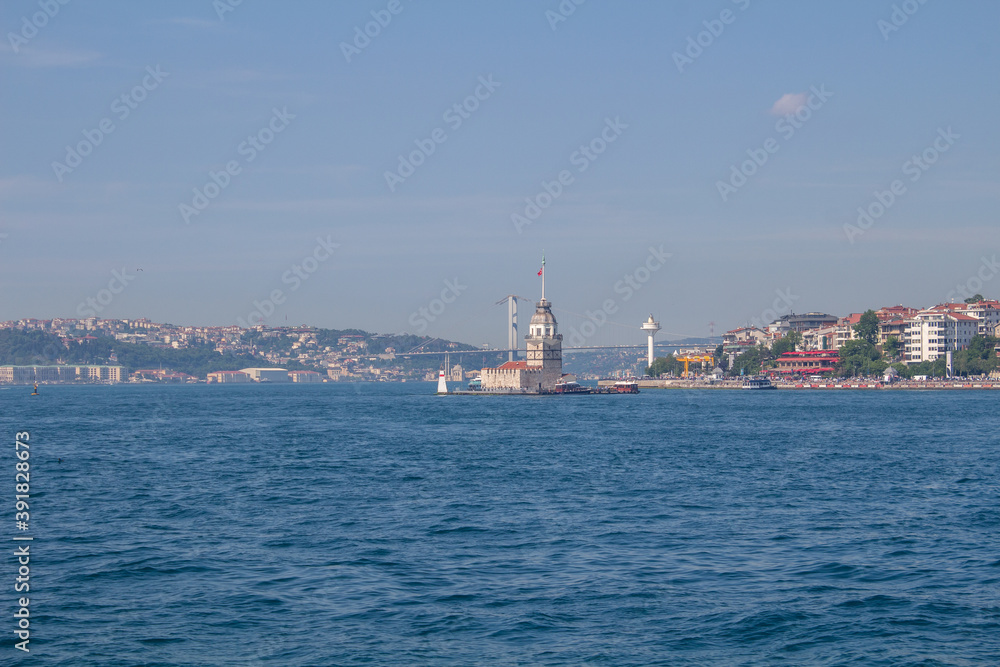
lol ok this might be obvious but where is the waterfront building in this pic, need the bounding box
[904,310,978,364]
[239,367,290,382]
[0,365,124,384]
[801,325,839,351]
[965,300,1000,336]
[774,350,840,375]
[132,369,195,382]
[765,313,839,336]
[288,370,323,383]
[207,370,251,383]
[878,316,909,345]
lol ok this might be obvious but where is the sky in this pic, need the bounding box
[2,0,999,348]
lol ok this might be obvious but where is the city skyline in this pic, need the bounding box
[2,1,999,347]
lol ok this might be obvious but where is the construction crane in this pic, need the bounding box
[675,354,714,378]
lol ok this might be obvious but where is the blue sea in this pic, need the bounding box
[4,383,1000,666]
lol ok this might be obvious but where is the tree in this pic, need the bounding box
[731,344,768,376]
[952,335,999,376]
[853,309,879,346]
[837,340,880,376]
[647,354,685,377]
[770,331,802,356]
[964,294,985,304]
[882,336,902,362]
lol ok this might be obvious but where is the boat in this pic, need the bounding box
[742,376,776,390]
[554,380,590,394]
[467,376,482,391]
[613,380,639,394]
[31,383,39,396]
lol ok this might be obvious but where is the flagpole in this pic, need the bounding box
[541,253,545,302]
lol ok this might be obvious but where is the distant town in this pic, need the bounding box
[1,294,998,385]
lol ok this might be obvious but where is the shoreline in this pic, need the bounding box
[598,379,1000,390]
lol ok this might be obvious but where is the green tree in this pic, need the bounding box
[731,344,768,376]
[647,354,685,377]
[952,335,999,376]
[837,340,880,376]
[770,331,802,356]
[882,335,902,361]
[853,309,880,346]
[964,294,985,304]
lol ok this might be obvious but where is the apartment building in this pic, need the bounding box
[904,311,978,363]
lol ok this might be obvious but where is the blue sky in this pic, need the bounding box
[2,0,998,346]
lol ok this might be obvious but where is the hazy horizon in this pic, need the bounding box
[3,1,998,347]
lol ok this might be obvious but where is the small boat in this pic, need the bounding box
[31,383,39,396]
[614,381,639,394]
[742,376,776,390]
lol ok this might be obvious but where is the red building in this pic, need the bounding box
[774,350,839,375]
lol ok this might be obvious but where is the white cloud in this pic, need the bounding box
[769,92,809,116]
[0,44,101,68]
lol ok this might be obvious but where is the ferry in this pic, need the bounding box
[613,380,639,394]
[742,376,776,390]
[467,376,482,391]
[554,380,590,394]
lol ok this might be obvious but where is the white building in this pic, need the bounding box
[965,300,1000,336]
[239,367,289,382]
[801,325,840,351]
[207,370,251,383]
[288,370,323,383]
[904,312,978,364]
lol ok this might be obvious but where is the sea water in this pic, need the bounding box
[4,383,999,665]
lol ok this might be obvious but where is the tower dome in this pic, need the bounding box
[528,299,558,337]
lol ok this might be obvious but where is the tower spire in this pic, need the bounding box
[541,252,546,302]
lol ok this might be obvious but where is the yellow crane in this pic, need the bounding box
[675,354,714,378]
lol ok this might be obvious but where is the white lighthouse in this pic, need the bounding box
[641,314,660,368]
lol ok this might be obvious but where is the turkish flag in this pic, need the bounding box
[537,267,543,276]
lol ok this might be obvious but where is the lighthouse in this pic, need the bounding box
[524,255,563,390]
[641,314,660,368]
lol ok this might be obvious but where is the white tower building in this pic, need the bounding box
[524,256,562,391]
[641,314,661,368]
